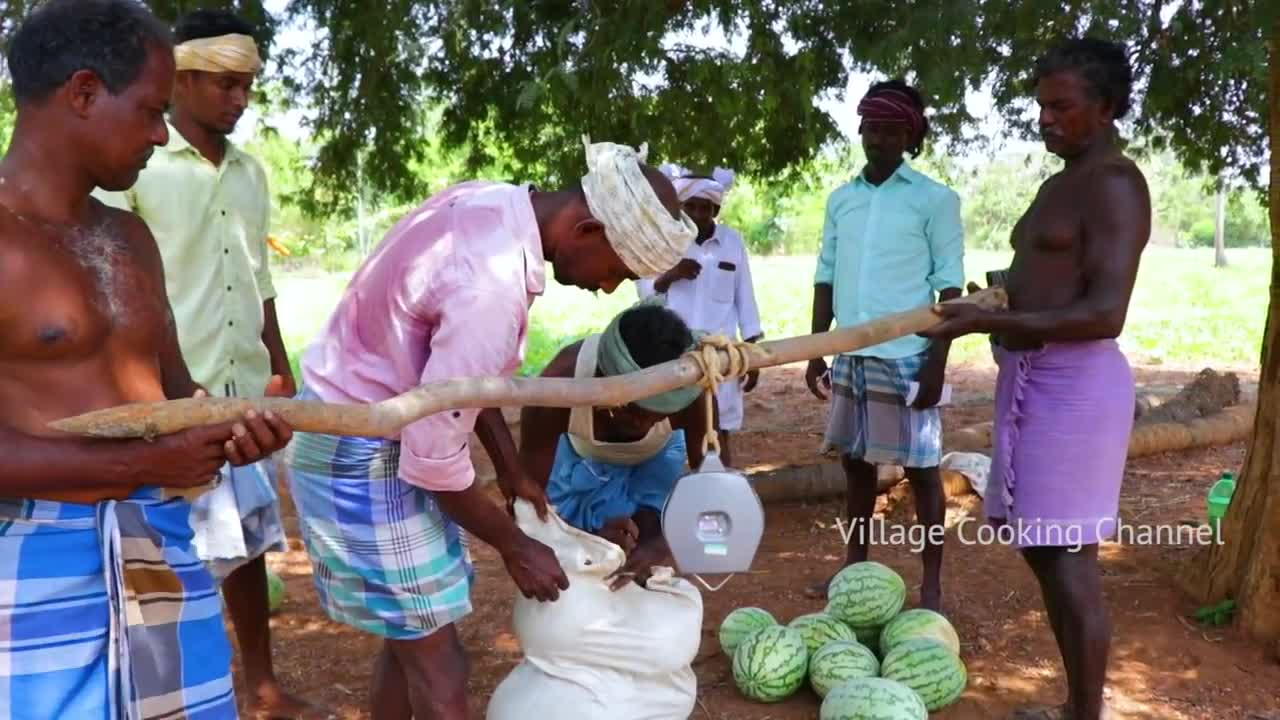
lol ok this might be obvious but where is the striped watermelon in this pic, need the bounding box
[719,607,777,655]
[847,621,882,656]
[787,612,856,656]
[731,625,809,702]
[808,639,880,699]
[826,562,906,628]
[879,608,961,656]
[819,677,928,720]
[879,637,967,711]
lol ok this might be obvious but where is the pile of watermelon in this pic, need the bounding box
[718,561,967,718]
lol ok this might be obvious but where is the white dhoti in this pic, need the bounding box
[190,457,288,581]
[715,380,744,432]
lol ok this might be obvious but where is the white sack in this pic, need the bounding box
[486,500,703,720]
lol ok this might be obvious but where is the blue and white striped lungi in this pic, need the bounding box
[0,488,237,719]
[820,352,943,468]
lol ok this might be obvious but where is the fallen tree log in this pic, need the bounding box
[944,422,994,452]
[760,404,1257,505]
[50,288,1007,439]
[1128,403,1255,457]
[1137,368,1241,424]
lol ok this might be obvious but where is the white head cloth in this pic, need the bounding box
[174,33,263,74]
[660,163,736,206]
[580,136,697,278]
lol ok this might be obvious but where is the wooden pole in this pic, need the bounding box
[49,288,1007,440]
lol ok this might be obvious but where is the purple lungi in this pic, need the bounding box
[985,339,1134,548]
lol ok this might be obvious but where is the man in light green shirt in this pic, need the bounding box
[803,80,965,612]
[94,9,314,719]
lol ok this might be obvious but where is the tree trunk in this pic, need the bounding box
[1214,183,1229,268]
[1192,22,1280,646]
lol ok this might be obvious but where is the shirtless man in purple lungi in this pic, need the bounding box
[922,38,1150,720]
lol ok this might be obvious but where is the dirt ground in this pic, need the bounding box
[241,360,1280,720]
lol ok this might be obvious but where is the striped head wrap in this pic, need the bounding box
[856,87,925,143]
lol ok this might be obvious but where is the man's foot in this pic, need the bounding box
[246,682,331,720]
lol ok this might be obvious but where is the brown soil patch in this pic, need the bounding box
[237,360,1280,719]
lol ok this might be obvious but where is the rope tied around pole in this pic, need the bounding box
[685,334,754,458]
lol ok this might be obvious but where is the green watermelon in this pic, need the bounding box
[879,637,967,711]
[846,621,883,655]
[819,677,928,720]
[826,561,906,628]
[787,612,856,656]
[731,625,809,703]
[879,608,961,656]
[808,640,880,699]
[719,607,777,655]
[267,567,285,614]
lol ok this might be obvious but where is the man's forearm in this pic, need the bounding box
[980,305,1125,342]
[633,508,665,545]
[0,426,143,495]
[475,408,520,479]
[261,299,292,379]
[652,269,676,294]
[159,311,201,399]
[433,482,523,554]
[926,287,963,365]
[811,283,835,334]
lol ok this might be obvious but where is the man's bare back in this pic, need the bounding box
[998,150,1151,350]
[0,197,195,503]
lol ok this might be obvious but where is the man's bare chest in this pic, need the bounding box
[1,232,165,362]
[1012,180,1089,254]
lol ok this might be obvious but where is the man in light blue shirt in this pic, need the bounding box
[803,80,964,611]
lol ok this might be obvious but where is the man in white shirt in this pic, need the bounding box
[637,166,763,467]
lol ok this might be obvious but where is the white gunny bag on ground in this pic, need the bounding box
[486,500,703,720]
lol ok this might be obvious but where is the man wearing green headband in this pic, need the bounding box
[519,301,712,588]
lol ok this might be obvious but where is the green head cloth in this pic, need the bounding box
[596,299,703,415]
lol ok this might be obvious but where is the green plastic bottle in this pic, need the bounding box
[1207,471,1237,541]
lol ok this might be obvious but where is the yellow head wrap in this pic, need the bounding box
[580,136,697,278]
[174,33,263,74]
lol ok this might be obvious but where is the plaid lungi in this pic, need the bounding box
[820,352,943,468]
[284,429,474,640]
[0,489,236,719]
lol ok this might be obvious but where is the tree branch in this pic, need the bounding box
[49,289,1006,439]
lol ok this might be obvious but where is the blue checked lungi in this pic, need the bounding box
[820,352,943,468]
[0,488,236,719]
[284,422,474,640]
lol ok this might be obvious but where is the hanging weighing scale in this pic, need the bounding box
[661,449,764,592]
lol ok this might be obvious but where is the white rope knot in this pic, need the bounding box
[685,334,754,456]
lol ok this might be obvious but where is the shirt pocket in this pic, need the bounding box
[709,265,736,304]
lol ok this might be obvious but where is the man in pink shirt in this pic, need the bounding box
[284,138,696,719]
